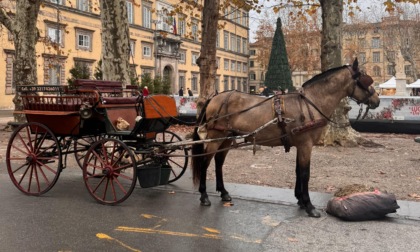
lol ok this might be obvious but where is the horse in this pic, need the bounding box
[191,58,380,218]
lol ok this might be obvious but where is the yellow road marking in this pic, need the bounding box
[115,226,261,244]
[96,233,142,252]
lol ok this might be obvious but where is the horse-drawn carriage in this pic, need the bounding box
[6,59,381,217]
[6,80,188,205]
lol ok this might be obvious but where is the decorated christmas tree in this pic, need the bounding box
[264,17,294,92]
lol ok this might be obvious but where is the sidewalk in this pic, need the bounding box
[1,110,419,221]
[156,169,420,221]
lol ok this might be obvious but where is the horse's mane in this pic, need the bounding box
[302,65,348,88]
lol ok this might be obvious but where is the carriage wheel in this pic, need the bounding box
[153,131,188,183]
[6,122,62,196]
[83,138,137,205]
[74,135,105,170]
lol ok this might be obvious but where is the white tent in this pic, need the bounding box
[379,76,396,88]
[408,79,420,88]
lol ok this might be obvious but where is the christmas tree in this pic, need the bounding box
[264,17,294,92]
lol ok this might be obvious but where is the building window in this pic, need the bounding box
[224,31,229,50]
[243,63,247,72]
[5,52,14,94]
[126,1,133,24]
[387,51,395,62]
[75,28,93,51]
[49,65,62,85]
[236,37,241,53]
[224,59,229,70]
[250,60,254,67]
[179,51,186,63]
[250,49,256,56]
[372,37,380,48]
[359,52,366,63]
[214,77,220,92]
[387,65,395,76]
[405,65,413,76]
[179,75,185,88]
[224,77,229,90]
[192,53,199,65]
[216,31,220,48]
[77,0,90,12]
[231,61,235,71]
[242,38,247,54]
[250,72,256,80]
[216,57,220,69]
[129,40,135,57]
[373,66,381,76]
[143,45,151,57]
[49,0,64,4]
[191,74,198,91]
[192,21,198,41]
[47,26,64,46]
[178,16,186,37]
[142,4,151,29]
[231,78,235,90]
[230,34,236,52]
[372,52,380,63]
[237,62,241,72]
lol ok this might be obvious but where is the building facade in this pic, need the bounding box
[0,0,250,109]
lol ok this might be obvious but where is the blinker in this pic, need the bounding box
[359,75,373,89]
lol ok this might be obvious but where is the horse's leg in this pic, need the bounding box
[215,140,233,202]
[295,145,321,218]
[198,142,221,206]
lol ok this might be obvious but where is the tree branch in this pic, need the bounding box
[0,7,13,32]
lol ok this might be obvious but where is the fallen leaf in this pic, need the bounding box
[168,191,175,194]
[325,185,336,192]
[378,170,386,175]
[287,237,298,242]
[408,193,420,199]
[223,202,234,207]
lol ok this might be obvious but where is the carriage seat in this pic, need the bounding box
[102,96,139,104]
[74,79,123,95]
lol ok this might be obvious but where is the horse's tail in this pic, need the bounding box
[191,98,211,186]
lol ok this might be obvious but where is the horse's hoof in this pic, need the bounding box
[200,197,211,206]
[297,200,305,209]
[307,208,321,218]
[221,193,232,202]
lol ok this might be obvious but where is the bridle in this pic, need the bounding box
[346,66,378,120]
[347,66,376,106]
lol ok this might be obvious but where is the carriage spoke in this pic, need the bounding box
[83,138,136,205]
[7,122,62,196]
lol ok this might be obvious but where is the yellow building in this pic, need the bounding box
[0,0,250,109]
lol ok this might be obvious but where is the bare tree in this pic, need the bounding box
[0,0,42,113]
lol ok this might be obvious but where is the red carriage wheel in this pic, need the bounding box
[83,138,137,205]
[6,122,62,195]
[74,135,105,170]
[153,131,188,183]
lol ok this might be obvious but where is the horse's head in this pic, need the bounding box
[347,58,380,109]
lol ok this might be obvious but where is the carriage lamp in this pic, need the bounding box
[79,102,93,119]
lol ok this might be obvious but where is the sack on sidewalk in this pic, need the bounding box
[326,185,400,221]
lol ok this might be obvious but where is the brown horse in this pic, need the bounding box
[191,59,380,217]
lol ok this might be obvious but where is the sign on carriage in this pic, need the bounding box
[17,85,67,93]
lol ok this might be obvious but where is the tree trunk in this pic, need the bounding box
[196,0,219,115]
[100,0,131,87]
[319,0,359,146]
[0,1,41,121]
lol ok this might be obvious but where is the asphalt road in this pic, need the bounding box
[0,165,420,252]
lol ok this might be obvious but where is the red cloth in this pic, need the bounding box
[142,88,149,96]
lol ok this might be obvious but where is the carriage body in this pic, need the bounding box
[7,81,187,205]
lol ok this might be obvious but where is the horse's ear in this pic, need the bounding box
[352,58,359,71]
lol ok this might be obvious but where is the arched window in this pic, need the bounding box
[373,66,381,76]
